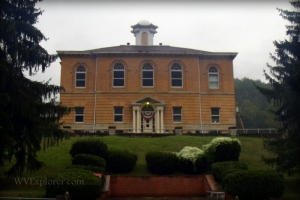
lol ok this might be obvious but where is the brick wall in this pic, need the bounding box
[109,175,207,197]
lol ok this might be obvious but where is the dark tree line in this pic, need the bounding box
[235,78,281,129]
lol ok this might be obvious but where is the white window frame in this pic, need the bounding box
[75,107,84,123]
[173,107,182,123]
[208,67,219,89]
[211,108,220,123]
[113,63,125,87]
[75,66,86,88]
[114,107,123,123]
[171,64,183,88]
[142,64,154,88]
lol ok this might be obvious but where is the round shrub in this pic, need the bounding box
[203,137,241,164]
[46,169,103,200]
[106,150,137,173]
[145,151,178,175]
[177,146,207,174]
[224,170,284,200]
[211,161,248,183]
[72,154,106,168]
[66,165,105,174]
[69,139,108,158]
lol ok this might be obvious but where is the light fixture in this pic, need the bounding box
[146,102,149,105]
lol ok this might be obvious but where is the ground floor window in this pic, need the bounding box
[75,107,84,123]
[211,108,220,123]
[173,107,182,122]
[114,107,123,122]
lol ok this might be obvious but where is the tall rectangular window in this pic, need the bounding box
[113,63,125,87]
[173,107,182,122]
[75,107,84,123]
[114,107,123,122]
[171,64,182,87]
[209,67,219,89]
[76,66,86,88]
[142,64,154,87]
[211,108,220,123]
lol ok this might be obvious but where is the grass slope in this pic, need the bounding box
[0,135,299,199]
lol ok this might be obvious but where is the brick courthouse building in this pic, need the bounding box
[58,20,238,134]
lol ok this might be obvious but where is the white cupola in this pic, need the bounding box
[131,20,158,45]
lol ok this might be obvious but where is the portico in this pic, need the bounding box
[131,96,165,133]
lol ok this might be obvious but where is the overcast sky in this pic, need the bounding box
[30,0,292,87]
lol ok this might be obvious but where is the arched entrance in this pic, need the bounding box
[141,105,155,133]
[131,96,165,133]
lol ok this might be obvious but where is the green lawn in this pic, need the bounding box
[0,135,299,199]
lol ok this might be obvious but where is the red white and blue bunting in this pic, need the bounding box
[142,111,155,120]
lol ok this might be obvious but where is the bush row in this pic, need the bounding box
[69,139,108,159]
[203,137,241,164]
[105,149,138,173]
[65,165,105,174]
[226,170,284,200]
[211,161,284,200]
[46,139,138,199]
[211,161,248,182]
[146,151,178,175]
[177,146,207,174]
[146,147,207,175]
[69,139,138,173]
[46,168,104,200]
[145,137,241,175]
[72,154,106,168]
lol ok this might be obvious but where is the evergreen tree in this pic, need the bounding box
[256,1,300,175]
[0,0,71,177]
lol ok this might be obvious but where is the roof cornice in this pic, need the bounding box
[57,45,238,59]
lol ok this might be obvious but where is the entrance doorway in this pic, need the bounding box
[141,106,155,133]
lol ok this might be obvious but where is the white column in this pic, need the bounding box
[160,108,164,133]
[155,110,159,133]
[137,107,141,133]
[133,109,136,133]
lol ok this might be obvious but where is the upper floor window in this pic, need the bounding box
[171,64,182,87]
[209,67,219,89]
[173,107,182,122]
[142,64,153,87]
[76,66,86,88]
[113,63,125,87]
[75,107,84,123]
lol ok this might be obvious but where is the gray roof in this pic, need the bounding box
[57,45,238,59]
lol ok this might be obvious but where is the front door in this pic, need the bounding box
[141,106,155,133]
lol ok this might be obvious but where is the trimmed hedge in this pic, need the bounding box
[106,150,137,173]
[145,151,178,175]
[69,139,108,158]
[46,169,103,200]
[224,170,284,200]
[203,137,241,164]
[72,154,106,168]
[66,165,105,173]
[177,146,207,174]
[211,161,248,183]
[178,156,207,174]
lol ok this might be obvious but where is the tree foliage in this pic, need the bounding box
[255,1,300,175]
[235,78,281,129]
[0,0,71,177]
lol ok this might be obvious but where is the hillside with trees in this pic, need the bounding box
[234,78,281,129]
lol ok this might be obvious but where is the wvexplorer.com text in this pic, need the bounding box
[14,178,84,187]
